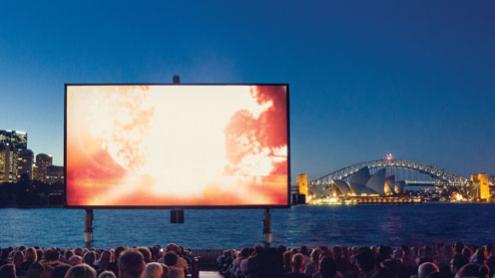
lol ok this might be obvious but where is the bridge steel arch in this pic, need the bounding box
[311,159,468,186]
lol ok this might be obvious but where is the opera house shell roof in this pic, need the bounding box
[332,167,393,195]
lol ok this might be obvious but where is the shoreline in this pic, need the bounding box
[1,202,494,209]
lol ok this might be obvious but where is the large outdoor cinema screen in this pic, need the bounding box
[65,84,289,207]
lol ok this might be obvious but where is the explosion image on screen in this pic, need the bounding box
[66,85,288,207]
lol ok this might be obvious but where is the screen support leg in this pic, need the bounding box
[263,208,272,247]
[169,75,185,224]
[84,208,93,248]
[171,209,185,224]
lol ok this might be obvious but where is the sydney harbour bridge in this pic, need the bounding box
[310,158,470,197]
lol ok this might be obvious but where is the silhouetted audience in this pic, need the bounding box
[284,253,310,278]
[0,243,196,278]
[2,241,495,278]
[118,249,145,278]
[143,262,164,278]
[313,256,342,278]
[98,270,117,278]
[0,264,16,278]
[17,248,36,276]
[27,261,48,278]
[52,263,71,278]
[217,242,493,278]
[65,263,97,278]
[68,255,83,266]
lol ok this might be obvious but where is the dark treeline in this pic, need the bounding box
[0,174,64,208]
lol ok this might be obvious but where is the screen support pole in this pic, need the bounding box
[263,208,272,247]
[170,74,185,224]
[84,208,94,248]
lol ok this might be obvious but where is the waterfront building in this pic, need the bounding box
[297,173,308,196]
[17,149,34,180]
[394,181,405,194]
[384,175,395,195]
[34,153,53,183]
[471,173,490,201]
[366,168,386,194]
[0,144,18,183]
[0,129,27,150]
[46,165,64,185]
[0,129,61,184]
[314,166,398,198]
[346,167,375,195]
[0,129,31,183]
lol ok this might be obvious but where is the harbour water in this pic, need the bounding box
[0,204,493,249]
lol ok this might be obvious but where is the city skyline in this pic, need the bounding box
[1,1,494,180]
[0,129,64,185]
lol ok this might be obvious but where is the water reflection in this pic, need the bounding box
[0,204,494,248]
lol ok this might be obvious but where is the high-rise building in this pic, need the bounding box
[46,165,64,185]
[0,144,18,183]
[34,153,53,183]
[0,129,29,183]
[471,173,490,201]
[0,130,27,150]
[17,149,34,180]
[0,129,62,185]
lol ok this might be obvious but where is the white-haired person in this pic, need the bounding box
[143,262,168,278]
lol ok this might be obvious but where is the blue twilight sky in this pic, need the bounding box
[0,0,494,179]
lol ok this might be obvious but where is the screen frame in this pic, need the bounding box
[64,83,291,209]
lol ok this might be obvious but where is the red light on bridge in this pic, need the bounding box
[386,153,394,161]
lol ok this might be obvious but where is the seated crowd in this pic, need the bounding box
[1,241,494,278]
[217,242,495,278]
[0,243,193,278]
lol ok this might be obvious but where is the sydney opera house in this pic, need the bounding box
[311,167,405,198]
